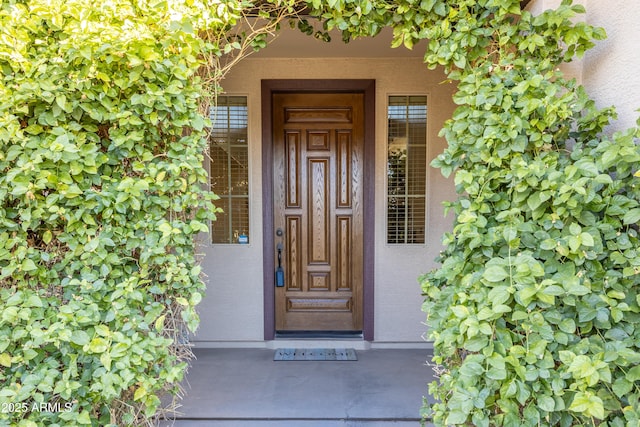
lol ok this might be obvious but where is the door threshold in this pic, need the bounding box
[268,337,371,351]
[275,331,363,339]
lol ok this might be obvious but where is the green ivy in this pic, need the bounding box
[0,1,219,425]
[410,1,640,426]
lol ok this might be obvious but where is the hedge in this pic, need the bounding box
[0,1,218,425]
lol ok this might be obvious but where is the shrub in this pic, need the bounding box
[417,1,640,426]
[0,1,217,425]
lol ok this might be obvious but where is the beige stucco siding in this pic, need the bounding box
[528,0,640,132]
[194,2,640,346]
[582,0,640,132]
[193,55,456,345]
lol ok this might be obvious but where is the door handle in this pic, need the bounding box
[275,243,285,287]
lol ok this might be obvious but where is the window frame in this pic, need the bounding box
[385,94,429,245]
[209,94,251,245]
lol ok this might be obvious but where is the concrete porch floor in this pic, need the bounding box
[159,348,437,427]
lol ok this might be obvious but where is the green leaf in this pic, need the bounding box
[0,388,16,398]
[446,410,468,425]
[516,286,537,305]
[477,307,494,320]
[575,158,599,177]
[134,386,147,401]
[579,232,594,247]
[558,318,576,333]
[623,208,640,225]
[191,114,205,131]
[460,360,484,377]
[565,281,591,296]
[88,337,109,353]
[627,365,640,381]
[94,324,111,337]
[569,391,604,419]
[502,226,517,243]
[100,352,112,370]
[484,266,509,282]
[55,95,72,113]
[486,366,507,380]
[155,314,166,331]
[569,222,582,236]
[538,395,556,412]
[527,192,547,211]
[516,381,531,404]
[433,2,446,16]
[71,330,90,346]
[85,237,100,252]
[77,411,92,425]
[21,259,37,272]
[156,170,166,184]
[0,353,11,368]
[541,284,564,296]
[464,336,489,352]
[421,0,436,12]
[612,378,633,397]
[488,286,511,306]
[6,292,23,306]
[540,239,556,250]
[451,305,469,318]
[25,295,42,307]
[493,304,511,314]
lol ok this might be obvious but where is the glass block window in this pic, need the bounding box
[387,95,427,244]
[210,96,250,244]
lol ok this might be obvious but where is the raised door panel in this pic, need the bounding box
[308,158,330,265]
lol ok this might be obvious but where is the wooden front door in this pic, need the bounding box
[273,93,364,332]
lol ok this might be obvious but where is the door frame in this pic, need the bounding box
[261,79,376,341]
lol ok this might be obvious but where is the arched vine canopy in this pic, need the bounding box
[217,1,640,424]
[1,0,639,426]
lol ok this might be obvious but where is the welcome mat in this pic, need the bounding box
[274,348,357,361]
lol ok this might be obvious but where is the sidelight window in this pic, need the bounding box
[386,95,427,244]
[209,96,250,244]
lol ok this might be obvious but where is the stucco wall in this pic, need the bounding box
[527,0,640,132]
[193,3,639,347]
[582,0,640,132]
[193,53,456,346]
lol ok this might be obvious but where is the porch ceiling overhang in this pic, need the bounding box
[252,26,425,59]
[252,1,532,59]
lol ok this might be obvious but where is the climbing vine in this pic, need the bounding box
[1,0,639,426]
[0,1,219,425]
[399,1,640,426]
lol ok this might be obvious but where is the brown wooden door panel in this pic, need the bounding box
[273,93,364,331]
